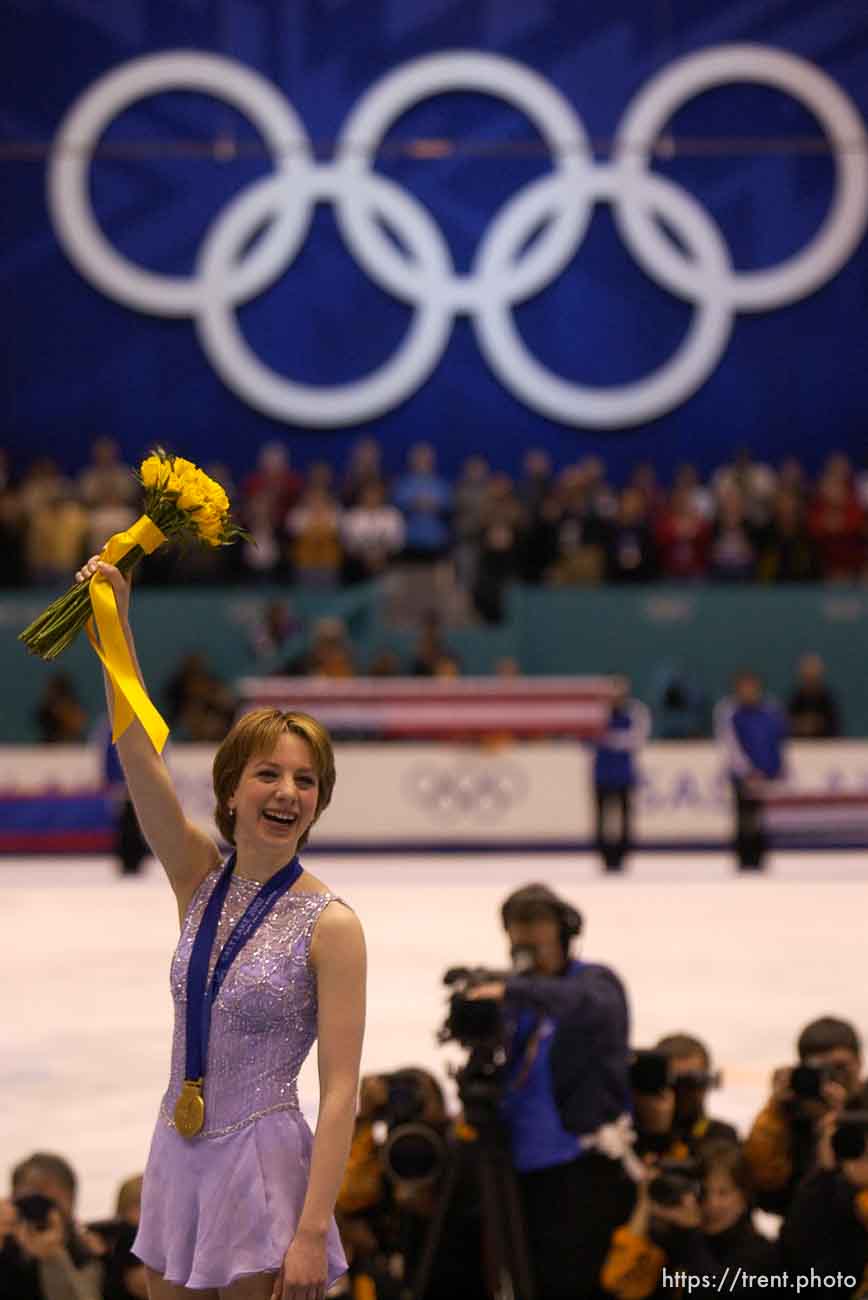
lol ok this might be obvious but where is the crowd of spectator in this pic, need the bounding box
[4,439,868,621]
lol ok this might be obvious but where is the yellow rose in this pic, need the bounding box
[196,504,221,532]
[201,474,229,513]
[198,514,224,546]
[173,457,197,481]
[140,454,166,488]
[177,482,204,512]
[164,472,183,495]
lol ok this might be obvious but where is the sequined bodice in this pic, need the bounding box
[159,864,337,1138]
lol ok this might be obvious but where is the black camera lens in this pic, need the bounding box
[13,1194,56,1230]
[790,1064,824,1100]
[648,1161,703,1208]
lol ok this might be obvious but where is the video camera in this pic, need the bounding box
[438,966,512,1051]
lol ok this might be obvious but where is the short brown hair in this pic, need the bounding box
[700,1140,755,1205]
[798,1016,861,1061]
[12,1153,77,1204]
[656,1033,711,1070]
[213,709,336,851]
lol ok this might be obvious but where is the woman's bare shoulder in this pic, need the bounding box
[294,868,334,897]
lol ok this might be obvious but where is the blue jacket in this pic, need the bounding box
[593,701,651,790]
[715,698,786,779]
[501,959,631,1172]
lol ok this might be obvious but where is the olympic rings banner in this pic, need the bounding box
[3,3,868,478]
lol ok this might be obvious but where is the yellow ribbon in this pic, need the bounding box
[86,515,169,753]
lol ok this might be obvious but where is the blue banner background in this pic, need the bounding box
[2,0,866,481]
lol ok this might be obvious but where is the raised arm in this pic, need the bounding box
[77,556,221,906]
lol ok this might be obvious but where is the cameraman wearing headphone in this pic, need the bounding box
[468,883,633,1299]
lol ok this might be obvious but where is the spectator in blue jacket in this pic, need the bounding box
[714,670,787,871]
[592,676,651,872]
[392,442,453,563]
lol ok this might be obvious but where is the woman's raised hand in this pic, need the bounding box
[76,555,131,622]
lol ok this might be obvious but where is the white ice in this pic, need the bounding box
[2,851,866,1221]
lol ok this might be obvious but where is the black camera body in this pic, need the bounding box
[13,1194,55,1230]
[372,1071,449,1189]
[648,1158,704,1208]
[630,1049,671,1095]
[790,1061,849,1101]
[440,967,508,1050]
[379,1071,428,1127]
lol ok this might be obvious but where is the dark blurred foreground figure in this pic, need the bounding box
[0,1152,103,1300]
[334,1069,487,1299]
[778,1118,868,1295]
[601,1141,779,1298]
[744,1015,868,1216]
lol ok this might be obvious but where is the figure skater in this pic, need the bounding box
[75,555,366,1300]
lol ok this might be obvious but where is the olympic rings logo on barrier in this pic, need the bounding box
[48,47,868,428]
[402,760,529,824]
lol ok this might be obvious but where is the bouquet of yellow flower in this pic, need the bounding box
[19,448,247,661]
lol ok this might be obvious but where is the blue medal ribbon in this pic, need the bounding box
[184,851,303,1085]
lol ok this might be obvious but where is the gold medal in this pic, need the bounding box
[174,1079,205,1138]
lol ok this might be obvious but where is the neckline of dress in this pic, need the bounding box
[229,870,330,899]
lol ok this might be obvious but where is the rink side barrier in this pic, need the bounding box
[7,584,868,743]
[2,741,868,854]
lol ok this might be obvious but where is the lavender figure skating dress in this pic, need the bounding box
[132,863,348,1290]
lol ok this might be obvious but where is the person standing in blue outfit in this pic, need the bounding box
[592,676,651,872]
[714,669,787,871]
[392,442,453,562]
[469,883,634,1300]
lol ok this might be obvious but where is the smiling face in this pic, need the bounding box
[227,733,320,867]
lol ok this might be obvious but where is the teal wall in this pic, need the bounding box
[3,584,866,741]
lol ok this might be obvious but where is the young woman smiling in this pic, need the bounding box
[75,555,366,1300]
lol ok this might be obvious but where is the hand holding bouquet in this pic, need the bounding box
[19,449,248,752]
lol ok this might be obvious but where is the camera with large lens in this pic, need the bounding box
[790,1061,850,1101]
[648,1158,704,1208]
[374,1070,449,1190]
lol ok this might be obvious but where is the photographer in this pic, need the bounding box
[0,1153,103,1300]
[601,1141,778,1298]
[468,883,634,1299]
[744,1016,868,1214]
[779,1115,868,1292]
[335,1069,486,1299]
[630,1052,692,1164]
[655,1034,738,1151]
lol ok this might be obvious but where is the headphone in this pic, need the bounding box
[500,883,583,951]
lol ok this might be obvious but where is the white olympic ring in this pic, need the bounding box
[402,761,528,824]
[48,45,868,428]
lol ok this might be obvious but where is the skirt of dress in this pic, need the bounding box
[131,1107,347,1290]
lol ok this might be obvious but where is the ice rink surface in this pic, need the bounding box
[3,850,866,1220]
